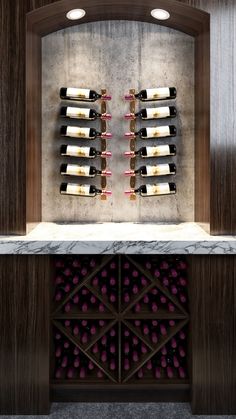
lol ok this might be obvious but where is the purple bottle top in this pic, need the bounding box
[154,269,160,278]
[132,270,139,278]
[132,336,139,345]
[110,262,116,269]
[72,259,80,268]
[152,303,158,313]
[110,293,116,303]
[73,294,79,304]
[73,347,80,356]
[137,368,144,379]
[160,324,167,336]
[171,337,177,348]
[99,320,106,327]
[97,369,104,378]
[145,261,152,269]
[170,268,178,278]
[132,284,139,295]
[67,368,74,379]
[81,332,88,344]
[179,330,186,340]
[179,277,187,286]
[133,351,139,362]
[90,295,96,304]
[92,343,99,354]
[152,320,158,327]
[160,261,169,269]
[101,269,107,278]
[55,291,62,302]
[99,303,105,313]
[143,325,149,335]
[155,367,161,379]
[178,260,187,270]
[162,277,169,287]
[55,368,63,379]
[74,357,80,368]
[90,258,96,268]
[167,366,174,378]
[101,285,107,295]
[124,342,130,354]
[64,268,72,277]
[161,356,167,368]
[82,303,88,313]
[171,285,178,295]
[146,360,152,370]
[90,325,96,335]
[143,294,149,304]
[169,320,175,327]
[81,288,89,296]
[64,302,71,313]
[81,320,88,327]
[124,276,130,286]
[179,367,186,378]
[123,293,130,303]
[101,351,107,362]
[151,288,158,295]
[134,303,141,313]
[160,295,167,304]
[55,346,62,358]
[141,276,148,287]
[73,275,79,285]
[55,332,62,340]
[55,275,64,285]
[110,343,116,354]
[110,328,116,337]
[179,293,187,303]
[151,332,158,344]
[124,329,130,337]
[101,335,107,345]
[168,302,175,312]
[110,277,116,286]
[161,345,167,355]
[179,347,186,358]
[64,340,70,349]
[79,367,86,378]
[110,360,116,371]
[92,277,99,287]
[173,355,180,368]
[123,262,130,269]
[81,267,88,276]
[73,325,79,336]
[141,344,148,354]
[124,358,130,371]
[88,361,94,370]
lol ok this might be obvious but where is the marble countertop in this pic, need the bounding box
[0,222,236,254]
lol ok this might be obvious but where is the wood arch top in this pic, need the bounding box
[27,0,209,37]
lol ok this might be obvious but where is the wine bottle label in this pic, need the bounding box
[66,146,91,157]
[145,107,170,119]
[146,88,170,100]
[66,127,91,138]
[145,145,170,157]
[145,164,171,177]
[65,184,91,196]
[66,107,91,119]
[65,165,91,176]
[66,88,90,99]
[144,183,171,196]
[144,127,170,138]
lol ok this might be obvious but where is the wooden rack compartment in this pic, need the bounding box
[51,255,190,395]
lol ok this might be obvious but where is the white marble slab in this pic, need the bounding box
[0,222,236,254]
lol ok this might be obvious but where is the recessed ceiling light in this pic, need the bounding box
[151,9,170,20]
[66,9,86,20]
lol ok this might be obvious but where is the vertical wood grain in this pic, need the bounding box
[189,255,236,415]
[0,256,51,414]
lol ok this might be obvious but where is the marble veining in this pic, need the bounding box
[0,222,236,254]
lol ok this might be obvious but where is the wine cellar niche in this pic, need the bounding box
[51,255,190,401]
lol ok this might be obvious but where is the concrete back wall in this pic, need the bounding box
[42,21,194,222]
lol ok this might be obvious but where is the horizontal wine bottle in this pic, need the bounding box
[60,145,112,158]
[125,106,177,120]
[60,87,111,102]
[60,183,112,197]
[60,164,112,177]
[61,126,112,140]
[124,145,176,158]
[125,126,176,139]
[124,87,176,101]
[60,106,111,120]
[125,163,176,177]
[125,183,176,197]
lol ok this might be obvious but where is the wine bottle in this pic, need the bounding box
[125,163,176,177]
[60,87,111,102]
[124,145,176,158]
[125,126,176,140]
[60,106,111,120]
[60,125,112,140]
[60,145,112,159]
[60,183,112,197]
[124,87,176,101]
[125,183,176,197]
[60,164,112,178]
[125,106,177,120]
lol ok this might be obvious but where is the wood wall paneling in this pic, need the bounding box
[0,256,51,414]
[189,255,236,415]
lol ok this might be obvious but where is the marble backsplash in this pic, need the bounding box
[42,20,194,222]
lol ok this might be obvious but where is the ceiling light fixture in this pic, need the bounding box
[151,9,170,20]
[66,9,86,20]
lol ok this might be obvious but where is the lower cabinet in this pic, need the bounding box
[0,254,235,414]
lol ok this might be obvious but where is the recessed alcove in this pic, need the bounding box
[26,0,210,231]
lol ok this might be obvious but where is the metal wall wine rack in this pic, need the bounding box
[100,89,108,200]
[51,255,189,385]
[129,89,136,200]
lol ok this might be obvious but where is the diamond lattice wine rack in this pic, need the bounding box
[51,255,189,388]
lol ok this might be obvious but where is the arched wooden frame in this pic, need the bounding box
[26,0,210,232]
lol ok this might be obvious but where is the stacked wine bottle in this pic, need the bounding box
[124,87,177,198]
[52,255,189,384]
[59,87,112,198]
